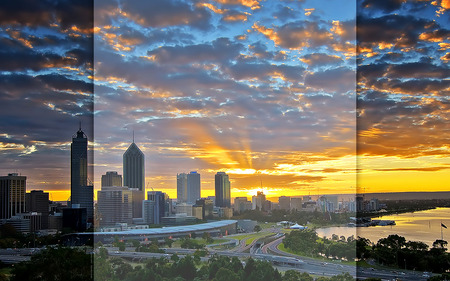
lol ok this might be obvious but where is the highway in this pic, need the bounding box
[0,232,435,280]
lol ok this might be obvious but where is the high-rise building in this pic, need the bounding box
[0,173,26,219]
[123,141,145,217]
[71,125,88,203]
[70,126,93,220]
[101,171,122,187]
[234,197,252,213]
[143,191,167,225]
[26,190,49,229]
[177,173,187,203]
[278,196,291,210]
[290,197,303,211]
[196,198,214,219]
[252,191,266,211]
[97,186,134,226]
[215,172,230,208]
[187,171,200,204]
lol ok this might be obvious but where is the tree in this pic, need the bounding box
[203,232,214,244]
[254,225,262,232]
[165,237,174,248]
[214,267,239,281]
[11,247,92,281]
[129,239,140,248]
[174,256,197,280]
[283,270,313,281]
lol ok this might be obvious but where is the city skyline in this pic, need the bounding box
[0,1,448,202]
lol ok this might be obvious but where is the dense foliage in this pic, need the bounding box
[357,235,450,273]
[10,247,92,281]
[94,250,355,281]
[283,230,355,261]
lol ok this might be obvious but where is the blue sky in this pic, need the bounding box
[0,0,448,200]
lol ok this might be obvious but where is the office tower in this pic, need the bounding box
[123,140,145,217]
[71,125,88,203]
[177,173,187,203]
[70,125,93,220]
[187,171,200,204]
[101,171,122,187]
[290,197,303,211]
[233,197,252,213]
[143,191,167,225]
[26,190,49,229]
[252,191,266,210]
[196,198,214,219]
[278,196,291,210]
[97,186,133,226]
[215,172,230,208]
[0,173,26,219]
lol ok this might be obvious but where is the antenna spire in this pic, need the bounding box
[133,130,135,143]
[79,121,82,131]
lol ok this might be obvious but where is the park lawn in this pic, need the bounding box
[172,237,229,248]
[245,232,273,246]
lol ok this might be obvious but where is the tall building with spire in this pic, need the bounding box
[123,136,145,218]
[215,172,230,208]
[70,124,93,221]
[71,124,87,200]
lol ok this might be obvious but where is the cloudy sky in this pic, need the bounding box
[0,0,448,201]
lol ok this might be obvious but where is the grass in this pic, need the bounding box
[245,232,273,246]
[277,243,356,266]
[172,238,229,248]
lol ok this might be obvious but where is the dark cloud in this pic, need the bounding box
[277,21,334,49]
[148,37,243,65]
[357,14,431,49]
[305,67,355,93]
[272,5,298,20]
[120,0,212,30]
[0,0,92,30]
[301,53,343,66]
[360,0,406,13]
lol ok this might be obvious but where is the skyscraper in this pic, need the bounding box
[143,191,167,225]
[70,125,93,220]
[97,186,133,226]
[177,173,187,203]
[187,171,200,204]
[0,173,26,219]
[123,140,145,217]
[215,172,230,208]
[101,171,122,187]
[26,190,49,229]
[71,125,87,204]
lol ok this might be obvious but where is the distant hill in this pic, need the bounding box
[361,192,450,201]
[266,192,450,202]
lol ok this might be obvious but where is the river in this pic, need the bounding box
[316,207,450,247]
